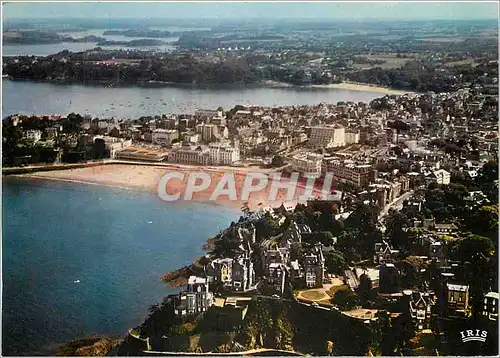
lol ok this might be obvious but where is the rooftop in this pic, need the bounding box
[447,283,468,291]
[485,292,500,299]
[188,276,207,285]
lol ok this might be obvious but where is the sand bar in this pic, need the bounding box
[263,80,411,95]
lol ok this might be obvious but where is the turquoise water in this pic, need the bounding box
[2,177,240,356]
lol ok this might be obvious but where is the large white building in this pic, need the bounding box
[290,152,323,175]
[170,142,240,166]
[209,142,240,165]
[94,136,132,159]
[309,124,346,149]
[169,145,210,165]
[322,158,375,188]
[152,129,179,145]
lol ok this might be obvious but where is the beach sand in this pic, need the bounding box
[25,163,330,211]
[263,80,411,95]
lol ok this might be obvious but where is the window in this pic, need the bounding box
[493,299,497,306]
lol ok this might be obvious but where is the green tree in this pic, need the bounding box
[450,233,494,262]
[333,288,358,311]
[325,250,348,275]
[385,209,409,250]
[357,274,375,306]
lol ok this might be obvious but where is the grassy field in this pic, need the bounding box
[300,289,329,301]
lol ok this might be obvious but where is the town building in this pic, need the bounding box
[207,258,233,285]
[432,169,451,185]
[196,123,220,142]
[482,292,499,321]
[25,130,42,143]
[94,136,132,159]
[345,130,360,144]
[115,147,168,162]
[231,256,255,292]
[263,249,285,275]
[46,126,60,140]
[169,145,210,165]
[279,221,312,250]
[303,246,325,288]
[195,108,223,119]
[209,142,240,165]
[429,240,445,261]
[174,276,214,316]
[152,129,179,145]
[289,152,323,175]
[322,159,376,188]
[379,263,399,294]
[405,290,436,330]
[374,241,400,264]
[445,283,470,316]
[267,263,287,295]
[309,124,345,149]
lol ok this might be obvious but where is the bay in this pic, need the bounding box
[2,177,240,356]
[2,79,383,118]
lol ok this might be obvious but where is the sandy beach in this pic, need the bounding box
[24,163,330,211]
[263,80,411,95]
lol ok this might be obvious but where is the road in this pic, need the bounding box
[378,189,414,222]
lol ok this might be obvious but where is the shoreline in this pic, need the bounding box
[10,163,328,211]
[4,77,410,95]
[10,173,245,213]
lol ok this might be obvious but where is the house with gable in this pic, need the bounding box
[206,258,234,285]
[267,263,287,295]
[482,292,499,321]
[231,255,255,292]
[374,240,400,264]
[174,276,214,316]
[278,220,311,250]
[302,244,325,288]
[405,290,436,330]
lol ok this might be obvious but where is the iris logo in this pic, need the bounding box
[460,329,487,343]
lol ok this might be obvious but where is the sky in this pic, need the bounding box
[3,1,499,21]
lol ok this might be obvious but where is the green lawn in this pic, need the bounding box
[300,290,328,301]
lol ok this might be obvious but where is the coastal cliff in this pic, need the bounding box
[56,337,122,356]
[115,296,374,356]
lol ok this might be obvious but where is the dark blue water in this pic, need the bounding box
[2,177,240,356]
